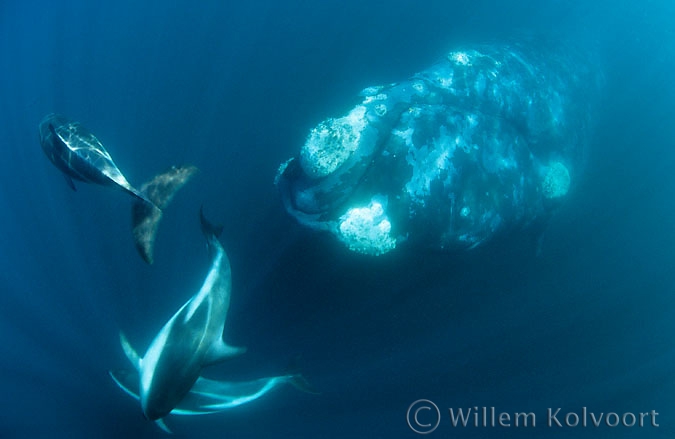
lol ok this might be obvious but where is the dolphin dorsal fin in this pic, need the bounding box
[119,331,142,371]
[203,339,246,367]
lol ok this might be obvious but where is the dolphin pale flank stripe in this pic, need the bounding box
[38,113,197,263]
[110,210,314,432]
[109,367,311,415]
[111,209,244,423]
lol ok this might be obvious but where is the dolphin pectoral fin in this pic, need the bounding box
[131,165,198,264]
[63,175,77,191]
[155,418,173,434]
[119,331,142,371]
[109,369,140,400]
[203,339,246,366]
[218,342,247,357]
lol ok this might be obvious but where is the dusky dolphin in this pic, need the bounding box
[38,113,197,263]
[110,360,312,431]
[109,210,313,432]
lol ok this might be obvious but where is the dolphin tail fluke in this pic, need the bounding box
[284,356,320,395]
[131,165,198,264]
[288,373,319,395]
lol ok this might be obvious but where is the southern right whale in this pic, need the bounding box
[38,113,197,263]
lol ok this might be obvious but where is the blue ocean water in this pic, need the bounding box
[2,0,675,437]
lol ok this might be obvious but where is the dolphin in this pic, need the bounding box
[38,113,197,263]
[112,209,245,422]
[110,360,312,431]
[109,210,314,432]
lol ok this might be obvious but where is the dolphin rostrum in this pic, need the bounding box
[38,113,197,263]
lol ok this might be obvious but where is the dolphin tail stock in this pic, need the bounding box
[131,165,198,264]
[199,205,224,251]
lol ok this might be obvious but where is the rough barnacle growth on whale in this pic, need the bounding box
[300,105,368,178]
[541,161,570,199]
[338,197,397,256]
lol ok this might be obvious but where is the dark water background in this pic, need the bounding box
[1,1,674,437]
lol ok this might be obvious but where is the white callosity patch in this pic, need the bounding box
[360,85,384,97]
[374,104,387,116]
[300,105,368,178]
[338,198,397,256]
[541,161,570,198]
[449,51,472,66]
[392,126,414,147]
[362,93,387,105]
[411,81,427,96]
[362,93,388,116]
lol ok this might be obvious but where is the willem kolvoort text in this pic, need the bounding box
[448,407,659,428]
